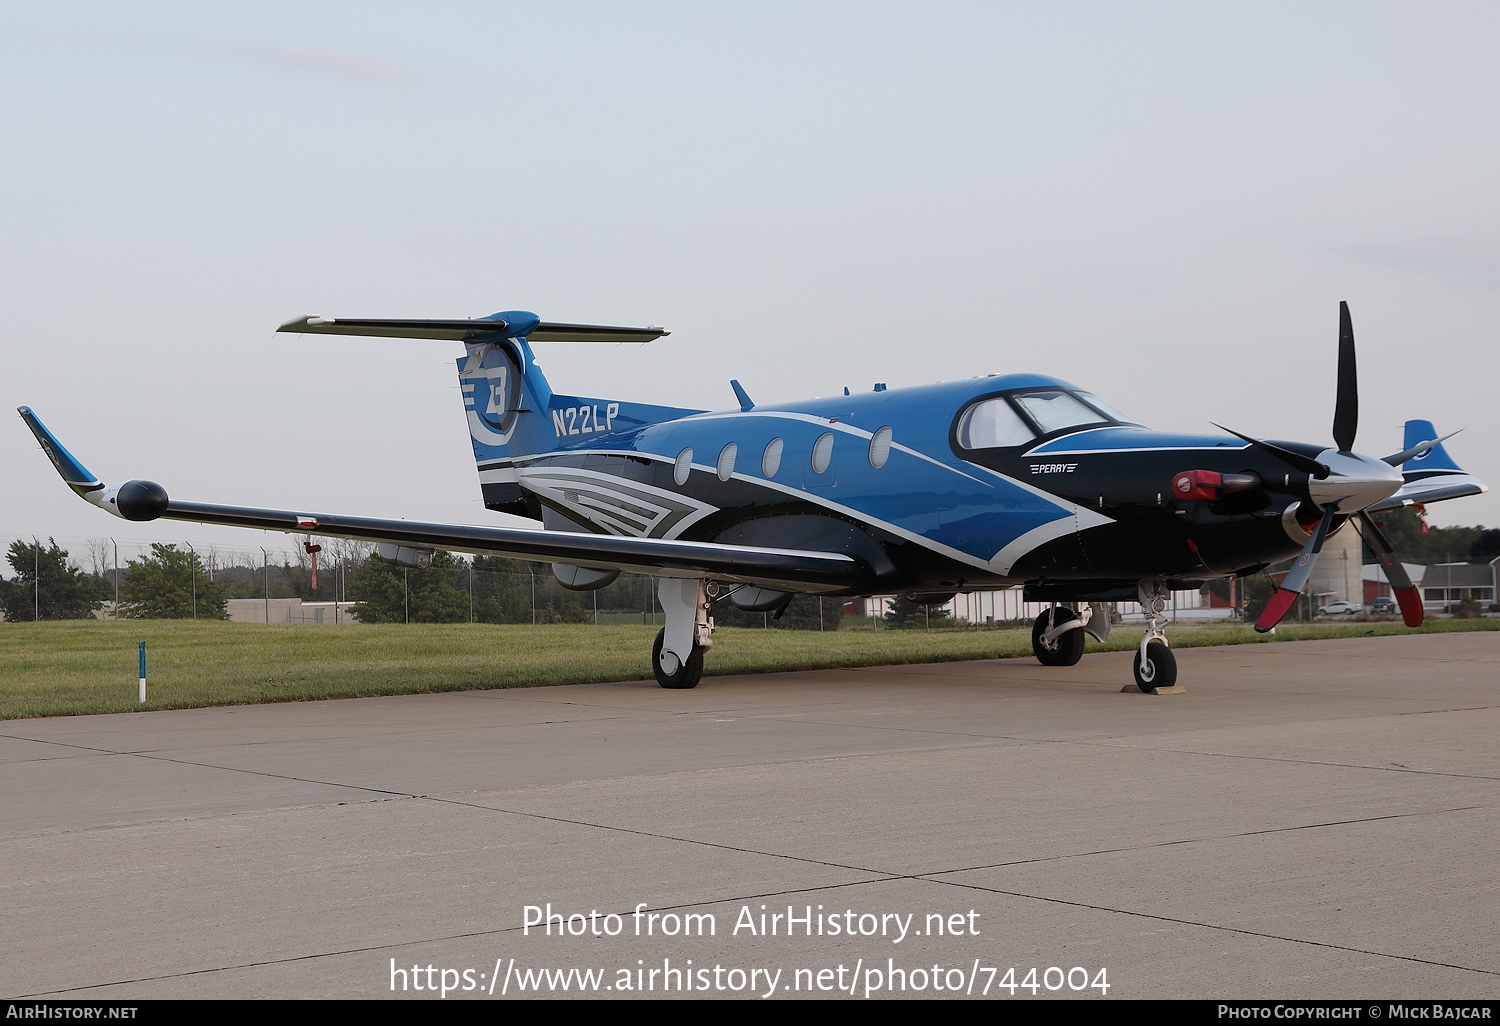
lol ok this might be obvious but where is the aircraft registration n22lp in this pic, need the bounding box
[20,302,1487,692]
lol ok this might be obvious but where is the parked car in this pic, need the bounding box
[1370,597,1396,614]
[1318,600,1361,616]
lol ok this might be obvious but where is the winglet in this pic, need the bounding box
[17,407,169,521]
[18,407,102,495]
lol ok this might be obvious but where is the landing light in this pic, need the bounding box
[1170,470,1261,501]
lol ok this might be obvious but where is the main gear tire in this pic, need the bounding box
[652,628,705,689]
[1032,608,1085,666]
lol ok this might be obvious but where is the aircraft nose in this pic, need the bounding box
[1306,450,1403,512]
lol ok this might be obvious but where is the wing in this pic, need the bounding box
[1367,475,1488,511]
[19,408,868,592]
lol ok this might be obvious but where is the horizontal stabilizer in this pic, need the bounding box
[278,312,669,344]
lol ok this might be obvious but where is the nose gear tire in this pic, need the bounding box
[1133,640,1176,693]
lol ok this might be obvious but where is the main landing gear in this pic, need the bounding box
[1030,585,1181,693]
[652,577,714,689]
[1031,605,1088,666]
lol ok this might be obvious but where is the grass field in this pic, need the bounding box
[0,617,1494,720]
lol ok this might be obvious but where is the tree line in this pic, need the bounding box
[0,539,874,628]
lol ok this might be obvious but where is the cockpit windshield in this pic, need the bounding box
[1074,392,1142,427]
[1011,391,1108,434]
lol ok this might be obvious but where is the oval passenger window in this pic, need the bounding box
[762,437,784,477]
[811,432,834,474]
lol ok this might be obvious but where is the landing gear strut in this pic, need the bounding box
[653,577,714,689]
[1133,581,1177,693]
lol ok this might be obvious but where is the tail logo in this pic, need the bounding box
[461,344,523,446]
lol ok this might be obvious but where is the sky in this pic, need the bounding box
[3,1,1497,567]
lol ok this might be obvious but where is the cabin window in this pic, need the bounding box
[717,442,737,482]
[674,448,693,485]
[811,432,834,474]
[956,398,1035,449]
[762,437,783,477]
[868,426,893,468]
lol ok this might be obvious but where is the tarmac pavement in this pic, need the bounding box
[2,631,1496,1000]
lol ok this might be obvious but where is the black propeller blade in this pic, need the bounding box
[1211,423,1330,479]
[1333,300,1358,453]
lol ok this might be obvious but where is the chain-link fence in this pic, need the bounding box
[1,533,1221,628]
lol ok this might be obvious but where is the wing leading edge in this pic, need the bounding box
[20,408,867,593]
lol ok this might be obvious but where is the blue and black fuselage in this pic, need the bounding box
[465,336,1323,602]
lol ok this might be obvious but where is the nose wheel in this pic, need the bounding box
[1133,639,1176,693]
[1131,581,1180,694]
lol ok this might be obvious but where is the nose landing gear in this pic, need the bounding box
[1131,581,1179,694]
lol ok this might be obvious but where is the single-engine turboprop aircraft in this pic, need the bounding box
[20,302,1486,692]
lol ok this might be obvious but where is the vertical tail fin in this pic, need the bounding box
[454,316,700,518]
[1401,419,1463,475]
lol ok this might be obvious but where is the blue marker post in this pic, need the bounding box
[138,642,146,704]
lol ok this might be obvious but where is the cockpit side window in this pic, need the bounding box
[956,397,1035,449]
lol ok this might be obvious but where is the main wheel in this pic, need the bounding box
[1133,639,1177,693]
[652,628,705,689]
[1031,608,1085,666]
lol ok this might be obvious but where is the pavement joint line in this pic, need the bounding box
[423,793,894,876]
[920,875,1499,978]
[1060,742,1500,782]
[429,797,1482,887]
[915,806,1482,876]
[0,733,414,799]
[11,877,940,999]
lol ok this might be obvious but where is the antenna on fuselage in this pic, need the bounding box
[730,380,755,412]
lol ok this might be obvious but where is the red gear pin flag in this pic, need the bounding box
[304,537,322,590]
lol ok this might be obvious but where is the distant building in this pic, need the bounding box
[1418,562,1495,611]
[225,598,359,624]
